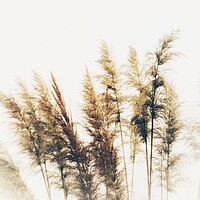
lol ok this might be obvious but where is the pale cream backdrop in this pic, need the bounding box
[0,0,199,200]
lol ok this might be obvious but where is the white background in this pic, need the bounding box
[0,0,199,200]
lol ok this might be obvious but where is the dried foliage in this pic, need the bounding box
[184,121,200,161]
[126,31,181,200]
[82,68,124,199]
[0,144,34,200]
[51,73,98,200]
[0,31,185,200]
[0,72,98,200]
[155,85,183,199]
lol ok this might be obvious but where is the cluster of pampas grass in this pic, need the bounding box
[0,32,186,200]
[0,72,98,200]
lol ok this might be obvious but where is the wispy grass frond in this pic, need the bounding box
[125,46,145,90]
[0,144,34,200]
[51,73,70,124]
[185,121,200,160]
[146,31,179,80]
[82,67,125,199]
[155,31,179,65]
[98,41,117,79]
[51,73,98,200]
[0,92,24,124]
[82,69,103,137]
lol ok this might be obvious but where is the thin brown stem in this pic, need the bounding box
[39,164,51,200]
[149,115,154,200]
[44,161,52,200]
[145,141,150,200]
[161,152,163,200]
[113,82,129,200]
[131,150,136,200]
[60,166,68,200]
